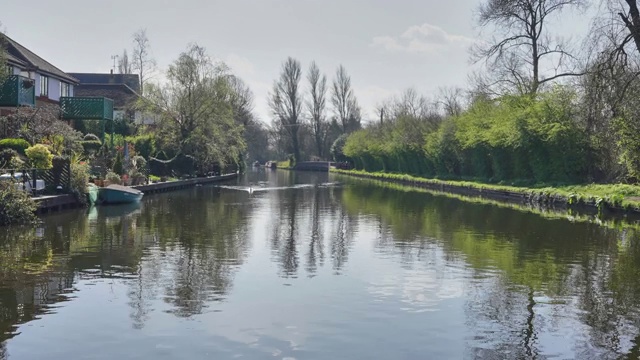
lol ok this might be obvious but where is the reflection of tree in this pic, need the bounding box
[270,190,300,278]
[131,188,250,320]
[340,179,640,358]
[306,187,325,275]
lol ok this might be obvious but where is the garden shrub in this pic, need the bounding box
[0,138,30,155]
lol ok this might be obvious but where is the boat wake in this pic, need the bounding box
[216,182,341,193]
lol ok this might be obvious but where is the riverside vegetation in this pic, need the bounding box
[0,32,258,225]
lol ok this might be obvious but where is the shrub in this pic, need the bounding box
[0,138,31,155]
[81,140,102,154]
[0,181,37,226]
[127,134,155,159]
[70,162,90,205]
[0,149,18,168]
[25,144,53,169]
[106,171,121,185]
[112,151,123,175]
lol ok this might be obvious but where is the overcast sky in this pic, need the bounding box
[2,0,591,123]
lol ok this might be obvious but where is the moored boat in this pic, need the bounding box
[98,184,143,204]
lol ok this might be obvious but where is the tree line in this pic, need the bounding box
[267,58,362,163]
[338,0,640,185]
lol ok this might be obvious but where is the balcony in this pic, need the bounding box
[60,96,114,120]
[0,75,36,107]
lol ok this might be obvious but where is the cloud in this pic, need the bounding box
[224,53,255,78]
[371,23,475,54]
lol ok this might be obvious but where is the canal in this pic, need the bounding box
[1,169,640,359]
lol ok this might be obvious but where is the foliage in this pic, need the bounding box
[127,134,155,159]
[112,151,124,175]
[25,144,53,169]
[70,162,89,205]
[0,149,18,169]
[0,181,37,226]
[331,134,350,163]
[343,89,589,184]
[143,44,246,175]
[0,138,30,155]
[106,171,121,185]
[0,105,83,156]
[81,140,102,155]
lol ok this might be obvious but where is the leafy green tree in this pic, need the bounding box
[144,44,246,174]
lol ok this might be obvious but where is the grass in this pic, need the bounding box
[276,160,294,169]
[331,169,640,212]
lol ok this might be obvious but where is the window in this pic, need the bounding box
[60,82,70,97]
[39,75,48,97]
[5,65,12,75]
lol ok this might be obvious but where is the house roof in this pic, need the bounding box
[68,73,141,93]
[73,83,140,108]
[2,34,79,84]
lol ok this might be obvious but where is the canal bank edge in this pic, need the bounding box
[34,173,239,214]
[331,169,640,215]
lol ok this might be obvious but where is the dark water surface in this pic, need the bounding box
[2,169,640,359]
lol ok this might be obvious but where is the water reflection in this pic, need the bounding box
[3,171,640,358]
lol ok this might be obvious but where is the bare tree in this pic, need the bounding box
[307,61,328,159]
[617,0,640,54]
[437,86,465,117]
[132,29,156,94]
[269,57,303,162]
[474,0,586,95]
[118,49,133,74]
[331,65,361,133]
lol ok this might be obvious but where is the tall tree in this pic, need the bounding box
[306,61,328,159]
[268,57,303,162]
[143,44,245,173]
[132,29,156,94]
[474,0,585,95]
[331,65,361,134]
[118,49,133,74]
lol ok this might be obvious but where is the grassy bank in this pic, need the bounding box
[331,169,640,212]
[276,160,294,170]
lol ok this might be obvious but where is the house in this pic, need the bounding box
[0,34,114,125]
[1,34,79,109]
[69,72,157,126]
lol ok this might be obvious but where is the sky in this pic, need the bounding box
[1,0,592,123]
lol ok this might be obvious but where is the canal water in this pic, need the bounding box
[1,169,640,359]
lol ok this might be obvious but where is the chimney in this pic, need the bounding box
[110,69,113,75]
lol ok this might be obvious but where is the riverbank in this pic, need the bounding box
[331,169,640,214]
[34,173,238,214]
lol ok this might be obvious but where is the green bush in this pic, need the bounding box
[70,162,90,205]
[0,138,31,155]
[127,134,155,159]
[106,171,121,185]
[112,151,123,175]
[343,87,589,184]
[0,181,37,226]
[81,140,102,154]
[25,144,53,169]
